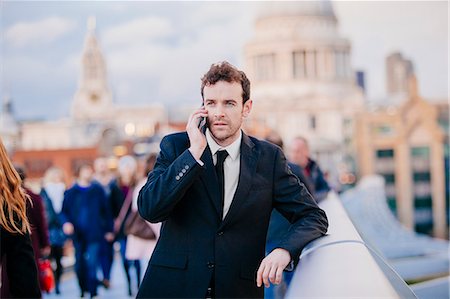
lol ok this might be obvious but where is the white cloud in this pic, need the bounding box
[104,9,254,106]
[5,17,76,47]
[102,17,173,47]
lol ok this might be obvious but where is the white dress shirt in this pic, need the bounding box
[205,129,241,219]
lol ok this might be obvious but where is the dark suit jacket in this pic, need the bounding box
[137,132,328,298]
[266,162,315,248]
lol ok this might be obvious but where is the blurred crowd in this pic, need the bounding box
[1,137,160,298]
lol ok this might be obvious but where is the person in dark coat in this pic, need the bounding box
[137,61,328,298]
[15,166,51,289]
[109,156,141,296]
[0,140,41,298]
[93,157,115,289]
[40,166,67,294]
[61,163,114,298]
[264,134,315,299]
[288,137,331,202]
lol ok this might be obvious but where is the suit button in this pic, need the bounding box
[217,231,224,236]
[185,165,189,170]
[207,262,215,269]
[179,172,183,177]
[182,169,187,173]
[176,176,180,180]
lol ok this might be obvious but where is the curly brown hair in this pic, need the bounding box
[200,61,251,104]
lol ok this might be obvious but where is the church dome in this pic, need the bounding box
[257,0,336,20]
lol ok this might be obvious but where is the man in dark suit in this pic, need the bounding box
[137,61,328,298]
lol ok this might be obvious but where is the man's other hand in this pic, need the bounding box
[256,248,291,288]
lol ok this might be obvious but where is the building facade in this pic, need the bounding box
[355,77,448,238]
[243,1,365,188]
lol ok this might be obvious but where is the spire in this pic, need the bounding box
[72,17,112,121]
[87,16,96,33]
[2,94,12,114]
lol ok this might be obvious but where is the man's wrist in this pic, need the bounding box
[188,147,205,165]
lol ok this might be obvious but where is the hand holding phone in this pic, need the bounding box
[187,105,208,160]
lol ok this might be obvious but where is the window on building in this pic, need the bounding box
[293,50,306,79]
[376,149,394,158]
[411,146,430,157]
[371,124,394,136]
[309,115,316,130]
[255,54,276,81]
[335,50,349,79]
[413,172,431,182]
[305,50,317,78]
[382,173,396,183]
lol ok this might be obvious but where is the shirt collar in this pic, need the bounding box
[206,129,241,161]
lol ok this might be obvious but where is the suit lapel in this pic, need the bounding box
[199,146,222,217]
[220,133,258,229]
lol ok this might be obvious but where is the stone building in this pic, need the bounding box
[243,1,365,188]
[355,76,448,238]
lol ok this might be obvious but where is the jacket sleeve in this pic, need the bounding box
[34,195,50,249]
[98,186,114,233]
[138,135,204,223]
[60,189,73,226]
[271,148,328,264]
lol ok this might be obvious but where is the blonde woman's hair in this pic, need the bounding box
[0,139,30,234]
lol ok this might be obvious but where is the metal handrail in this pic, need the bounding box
[285,192,417,298]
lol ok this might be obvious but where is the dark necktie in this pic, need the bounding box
[215,150,229,218]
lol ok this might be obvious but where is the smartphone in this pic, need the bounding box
[198,105,207,134]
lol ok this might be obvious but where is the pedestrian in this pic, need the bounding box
[61,163,114,298]
[93,157,115,289]
[137,61,328,298]
[125,154,161,290]
[288,137,331,202]
[110,155,141,296]
[15,165,51,288]
[0,139,41,298]
[264,133,315,299]
[40,166,67,294]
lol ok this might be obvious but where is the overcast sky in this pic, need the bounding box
[1,1,448,121]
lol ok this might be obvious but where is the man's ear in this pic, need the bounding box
[242,99,253,118]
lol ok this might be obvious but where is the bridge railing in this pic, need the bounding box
[285,192,417,299]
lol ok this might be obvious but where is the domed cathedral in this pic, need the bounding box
[243,0,365,188]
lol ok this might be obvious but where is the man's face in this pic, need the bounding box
[288,139,309,168]
[203,81,252,147]
[79,165,93,182]
[94,159,108,175]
